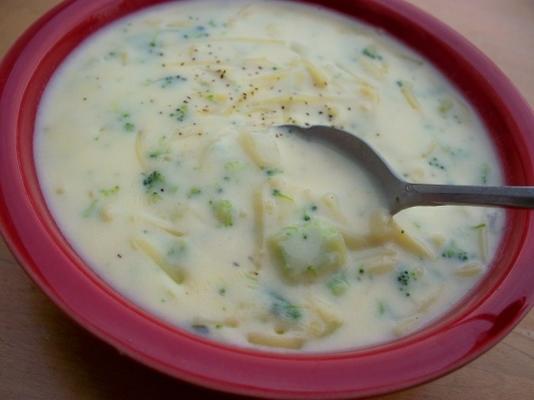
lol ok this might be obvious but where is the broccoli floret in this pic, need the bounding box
[211,199,234,227]
[271,188,293,201]
[159,74,186,88]
[362,46,382,60]
[188,187,202,198]
[270,220,347,282]
[264,167,283,177]
[396,268,421,297]
[99,185,120,197]
[170,104,188,122]
[142,170,165,191]
[224,160,246,172]
[326,272,349,296]
[270,292,302,321]
[119,112,135,132]
[441,241,469,261]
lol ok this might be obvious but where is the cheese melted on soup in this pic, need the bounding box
[35,0,505,351]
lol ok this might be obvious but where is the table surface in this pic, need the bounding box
[1,0,533,399]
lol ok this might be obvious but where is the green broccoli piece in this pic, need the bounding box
[224,160,246,173]
[264,167,283,177]
[99,185,120,197]
[142,170,165,192]
[362,46,382,60]
[441,241,469,261]
[271,188,293,201]
[270,292,302,321]
[170,104,188,122]
[188,187,202,198]
[326,272,349,296]
[270,220,347,282]
[81,199,99,218]
[119,112,135,132]
[211,199,234,227]
[396,268,422,297]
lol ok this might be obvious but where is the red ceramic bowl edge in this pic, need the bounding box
[1,1,533,399]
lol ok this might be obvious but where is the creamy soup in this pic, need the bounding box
[35,0,505,351]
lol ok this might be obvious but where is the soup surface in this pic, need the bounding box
[35,0,505,351]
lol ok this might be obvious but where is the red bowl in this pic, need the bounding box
[1,0,533,398]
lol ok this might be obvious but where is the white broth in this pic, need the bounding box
[35,0,505,351]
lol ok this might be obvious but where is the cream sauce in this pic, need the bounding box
[35,0,505,351]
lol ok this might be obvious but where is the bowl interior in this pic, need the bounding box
[1,0,534,398]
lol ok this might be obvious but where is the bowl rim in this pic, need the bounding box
[1,0,534,398]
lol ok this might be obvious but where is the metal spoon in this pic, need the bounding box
[282,125,534,215]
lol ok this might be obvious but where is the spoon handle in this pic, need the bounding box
[399,183,534,211]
